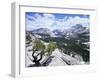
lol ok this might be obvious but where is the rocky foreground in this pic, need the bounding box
[26,44,85,67]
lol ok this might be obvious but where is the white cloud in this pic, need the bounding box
[70,16,89,27]
[43,13,55,19]
[26,13,56,31]
[26,13,89,31]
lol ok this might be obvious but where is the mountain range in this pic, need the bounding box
[28,24,89,39]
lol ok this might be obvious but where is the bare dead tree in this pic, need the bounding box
[31,48,44,66]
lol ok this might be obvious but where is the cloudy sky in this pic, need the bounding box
[26,12,89,31]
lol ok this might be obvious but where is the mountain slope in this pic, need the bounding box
[43,48,82,66]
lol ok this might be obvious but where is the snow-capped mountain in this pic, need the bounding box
[62,24,89,39]
[32,28,52,34]
[32,28,55,38]
[32,28,63,37]
[30,24,89,39]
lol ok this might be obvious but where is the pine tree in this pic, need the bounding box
[31,39,45,66]
[46,42,57,56]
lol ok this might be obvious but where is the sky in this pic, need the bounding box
[26,12,89,31]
